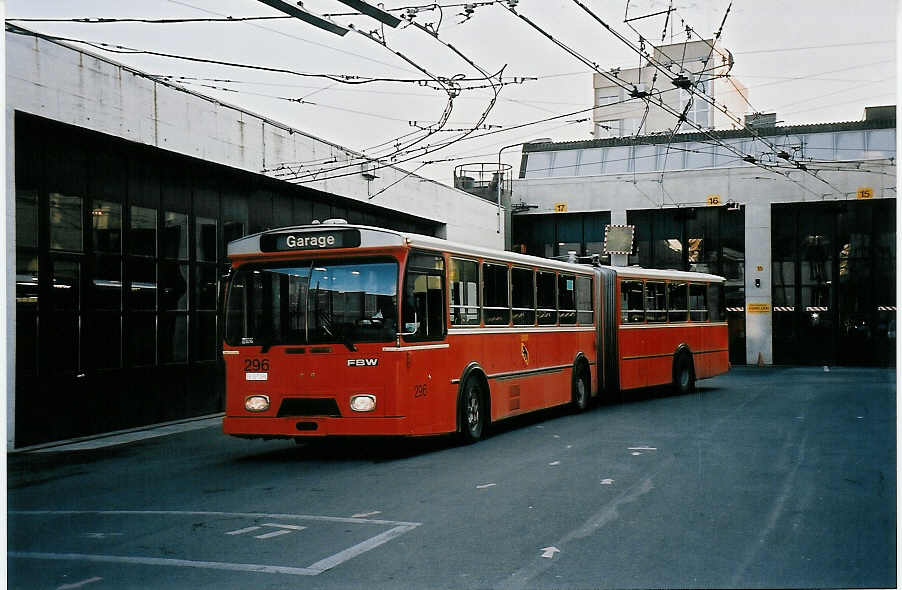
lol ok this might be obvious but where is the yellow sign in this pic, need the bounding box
[857,187,874,200]
[756,265,764,272]
[553,202,568,213]
[747,303,771,313]
[706,194,722,206]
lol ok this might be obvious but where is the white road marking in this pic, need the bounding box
[497,470,662,590]
[351,511,382,518]
[566,445,573,449]
[540,547,560,559]
[600,479,614,485]
[304,524,420,573]
[552,435,560,439]
[255,530,294,539]
[631,452,642,456]
[9,510,422,576]
[11,509,418,527]
[548,461,561,466]
[627,447,657,451]
[83,533,124,539]
[57,577,103,589]
[262,523,307,530]
[225,526,261,536]
[476,483,497,489]
[12,552,321,576]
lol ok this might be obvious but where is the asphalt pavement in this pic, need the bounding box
[7,366,897,589]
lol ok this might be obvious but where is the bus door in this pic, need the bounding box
[399,252,447,432]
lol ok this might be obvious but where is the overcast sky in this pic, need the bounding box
[6,0,897,188]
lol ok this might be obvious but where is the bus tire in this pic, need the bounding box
[571,363,590,412]
[458,378,487,444]
[673,350,695,395]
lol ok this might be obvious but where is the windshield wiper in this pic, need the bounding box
[317,309,356,352]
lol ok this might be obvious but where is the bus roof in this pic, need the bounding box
[228,222,725,283]
[611,266,725,283]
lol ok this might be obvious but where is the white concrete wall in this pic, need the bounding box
[5,29,502,247]
[511,161,896,365]
[3,2,13,449]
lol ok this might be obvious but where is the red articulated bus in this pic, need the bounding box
[221,221,729,443]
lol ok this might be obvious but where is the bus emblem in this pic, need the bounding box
[521,343,529,365]
[348,358,379,367]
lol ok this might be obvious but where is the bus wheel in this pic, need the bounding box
[459,379,487,444]
[572,364,590,412]
[673,351,695,395]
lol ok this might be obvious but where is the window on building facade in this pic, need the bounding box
[578,148,604,175]
[866,129,895,159]
[633,145,656,172]
[551,150,579,177]
[679,79,710,128]
[604,146,631,174]
[835,131,866,161]
[685,142,715,169]
[49,193,83,251]
[525,152,553,178]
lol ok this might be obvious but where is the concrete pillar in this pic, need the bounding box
[744,202,773,365]
[3,16,14,449]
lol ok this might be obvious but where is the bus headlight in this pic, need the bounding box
[350,394,376,412]
[245,395,270,412]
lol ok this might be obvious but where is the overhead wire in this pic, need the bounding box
[562,1,847,199]
[4,24,500,87]
[165,0,415,75]
[269,4,508,187]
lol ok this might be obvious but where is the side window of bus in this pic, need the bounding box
[620,280,644,323]
[483,262,510,326]
[668,282,688,322]
[403,252,445,341]
[646,282,666,323]
[558,274,577,325]
[450,258,479,326]
[689,283,708,322]
[536,271,557,325]
[707,282,724,322]
[511,267,535,326]
[576,276,593,325]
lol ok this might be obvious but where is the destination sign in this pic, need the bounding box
[260,230,361,252]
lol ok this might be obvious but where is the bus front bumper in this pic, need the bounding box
[223,415,414,438]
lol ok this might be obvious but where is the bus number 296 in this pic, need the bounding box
[244,358,270,372]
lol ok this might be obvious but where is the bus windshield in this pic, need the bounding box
[225,258,399,349]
